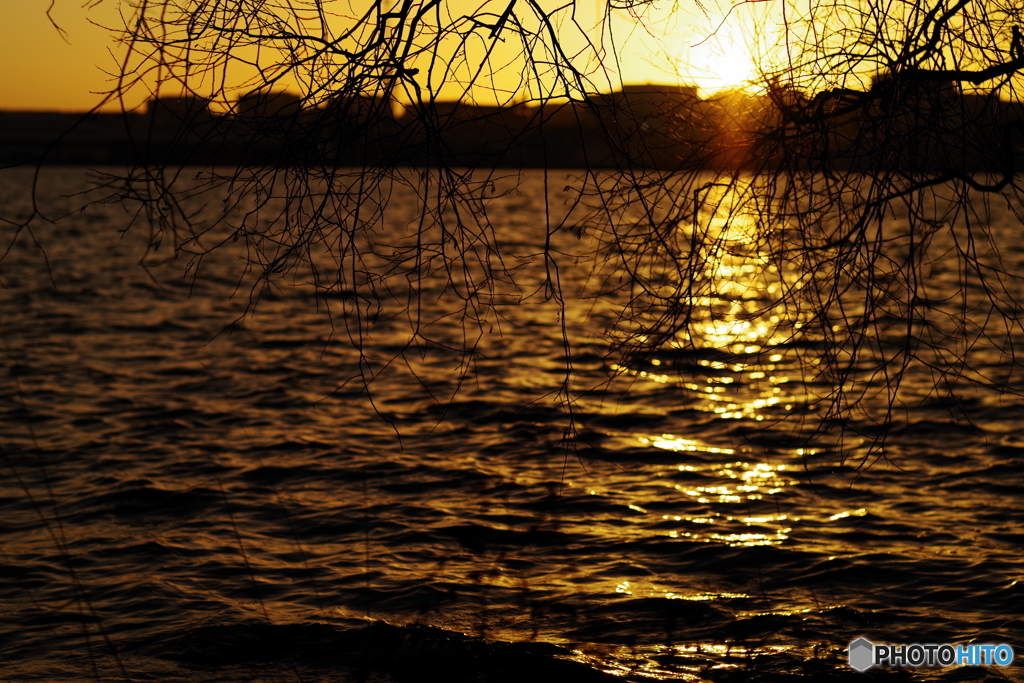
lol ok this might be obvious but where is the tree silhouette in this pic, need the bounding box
[94,0,1024,467]
[6,5,1024,680]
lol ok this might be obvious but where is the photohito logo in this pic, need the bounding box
[848,637,1014,672]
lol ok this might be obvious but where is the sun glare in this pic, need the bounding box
[686,35,759,97]
[616,0,778,99]
[702,48,757,95]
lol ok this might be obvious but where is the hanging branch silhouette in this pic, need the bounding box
[74,0,1024,466]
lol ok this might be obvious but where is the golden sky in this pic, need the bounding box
[0,0,776,112]
[0,2,125,111]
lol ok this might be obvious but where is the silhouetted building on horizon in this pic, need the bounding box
[236,91,303,119]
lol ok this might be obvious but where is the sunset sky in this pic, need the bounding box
[0,0,777,112]
[0,2,126,111]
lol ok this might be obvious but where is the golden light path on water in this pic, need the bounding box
[612,182,816,421]
[563,183,836,677]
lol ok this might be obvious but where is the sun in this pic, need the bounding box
[702,48,758,95]
[609,0,780,99]
[686,35,759,97]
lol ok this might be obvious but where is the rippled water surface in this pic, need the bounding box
[2,167,1023,682]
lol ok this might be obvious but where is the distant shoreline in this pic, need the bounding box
[5,83,1023,173]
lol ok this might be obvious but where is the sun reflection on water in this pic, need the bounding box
[494,183,839,676]
[612,183,821,423]
[641,445,798,546]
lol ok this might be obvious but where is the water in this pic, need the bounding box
[1,167,1022,682]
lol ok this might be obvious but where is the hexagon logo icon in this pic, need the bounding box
[849,637,875,672]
